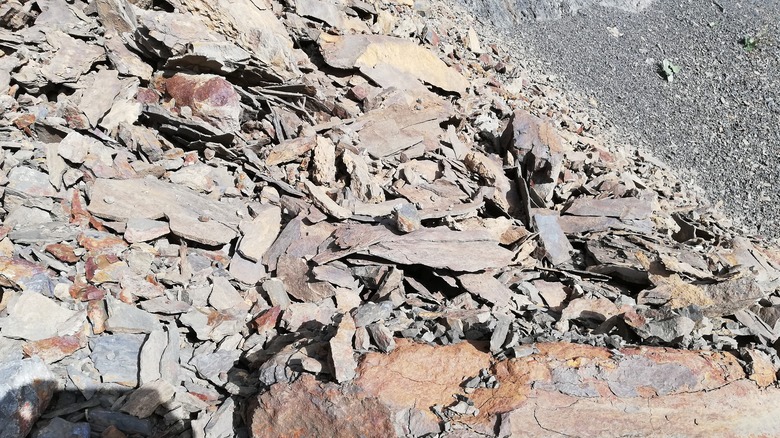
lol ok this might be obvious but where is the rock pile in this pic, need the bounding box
[1,0,779,436]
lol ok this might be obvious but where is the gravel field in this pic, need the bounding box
[462,0,780,239]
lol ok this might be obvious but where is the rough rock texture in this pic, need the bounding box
[249,340,780,437]
[0,357,56,438]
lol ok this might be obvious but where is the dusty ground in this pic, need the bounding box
[461,0,780,239]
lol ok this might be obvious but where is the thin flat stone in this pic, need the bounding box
[139,329,167,385]
[90,334,146,387]
[459,273,513,308]
[209,277,250,312]
[533,212,574,266]
[1,292,80,341]
[124,218,170,243]
[7,166,57,197]
[238,204,281,262]
[105,295,161,333]
[564,197,653,221]
[329,314,358,383]
[121,379,176,418]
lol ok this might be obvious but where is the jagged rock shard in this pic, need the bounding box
[501,110,567,205]
[532,212,573,266]
[319,33,469,95]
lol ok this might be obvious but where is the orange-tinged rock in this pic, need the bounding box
[23,335,83,363]
[247,374,395,438]
[45,243,80,263]
[247,340,780,437]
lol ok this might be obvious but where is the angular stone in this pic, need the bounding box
[564,196,654,221]
[312,136,337,185]
[238,205,282,262]
[124,218,170,243]
[90,333,145,387]
[464,151,521,214]
[533,212,574,266]
[139,329,167,385]
[366,322,395,353]
[1,292,80,341]
[459,273,513,308]
[329,314,358,383]
[22,335,82,364]
[163,73,242,133]
[87,178,240,245]
[262,278,291,310]
[229,252,267,285]
[393,203,421,233]
[120,379,176,418]
[31,417,90,438]
[209,276,250,312]
[40,31,104,84]
[352,301,394,327]
[304,180,352,220]
[105,295,161,333]
[247,374,395,438]
[0,357,56,438]
[320,33,469,95]
[7,166,57,197]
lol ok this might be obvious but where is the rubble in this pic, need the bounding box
[1,0,780,435]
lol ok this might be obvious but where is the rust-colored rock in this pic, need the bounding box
[163,73,241,133]
[247,374,396,438]
[248,340,780,437]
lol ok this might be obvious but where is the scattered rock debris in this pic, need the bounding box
[1,0,780,436]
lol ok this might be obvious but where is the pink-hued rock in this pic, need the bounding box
[163,73,241,133]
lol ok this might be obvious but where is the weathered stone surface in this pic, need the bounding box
[533,212,574,266]
[320,34,469,95]
[90,333,145,387]
[163,73,242,133]
[238,205,282,262]
[1,292,80,341]
[247,374,396,438]
[105,295,161,333]
[565,196,654,220]
[87,178,239,245]
[120,379,176,418]
[124,218,170,243]
[329,314,358,383]
[0,357,56,438]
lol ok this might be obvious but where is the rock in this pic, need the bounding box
[124,218,170,243]
[120,379,176,418]
[163,73,242,133]
[7,166,57,197]
[458,273,513,308]
[1,292,81,341]
[105,295,161,333]
[90,334,145,387]
[329,314,358,382]
[351,301,394,327]
[532,212,574,266]
[247,374,395,438]
[312,136,337,185]
[393,203,421,233]
[22,335,82,364]
[0,357,56,438]
[238,205,282,262]
[304,180,352,220]
[320,34,469,95]
[87,409,153,436]
[31,417,90,438]
[209,276,250,313]
[564,196,654,220]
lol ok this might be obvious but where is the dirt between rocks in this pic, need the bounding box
[1,0,780,437]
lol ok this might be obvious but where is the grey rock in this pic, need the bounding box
[352,301,394,327]
[120,379,177,418]
[262,278,291,310]
[87,409,153,436]
[209,277,249,313]
[367,322,396,353]
[124,218,170,243]
[393,203,421,233]
[105,295,161,333]
[0,357,56,438]
[189,349,240,386]
[633,315,695,344]
[238,204,281,262]
[160,325,181,386]
[533,212,574,266]
[7,166,57,198]
[1,291,80,341]
[329,314,358,383]
[90,333,146,387]
[139,329,167,385]
[229,252,266,285]
[31,417,90,438]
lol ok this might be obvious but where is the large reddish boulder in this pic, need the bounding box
[163,73,241,133]
[247,340,780,437]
